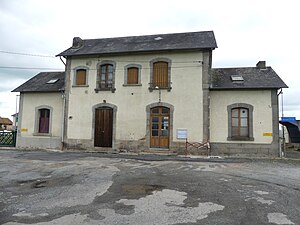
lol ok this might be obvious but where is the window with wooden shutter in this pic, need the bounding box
[153,62,168,88]
[127,67,139,84]
[76,69,86,85]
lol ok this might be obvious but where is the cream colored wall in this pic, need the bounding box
[67,52,204,142]
[210,90,273,143]
[19,92,63,137]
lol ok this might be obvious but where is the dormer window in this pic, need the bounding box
[46,79,59,84]
[231,75,244,82]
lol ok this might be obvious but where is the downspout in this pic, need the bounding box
[61,90,65,150]
[277,88,284,157]
[59,56,67,150]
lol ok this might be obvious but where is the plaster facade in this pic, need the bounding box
[64,51,208,151]
[16,92,63,149]
[210,90,279,156]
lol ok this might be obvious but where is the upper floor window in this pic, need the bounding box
[123,64,142,86]
[227,103,254,141]
[73,66,89,86]
[96,61,116,93]
[127,67,139,84]
[150,58,171,91]
[75,69,87,86]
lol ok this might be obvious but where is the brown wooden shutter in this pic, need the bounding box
[76,69,86,85]
[127,67,139,84]
[153,62,168,88]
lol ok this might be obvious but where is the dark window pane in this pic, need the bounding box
[161,130,168,136]
[152,123,159,129]
[152,130,158,136]
[162,107,169,114]
[152,117,159,123]
[151,108,159,114]
[39,109,50,133]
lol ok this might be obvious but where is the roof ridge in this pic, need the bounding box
[212,66,271,70]
[82,30,214,41]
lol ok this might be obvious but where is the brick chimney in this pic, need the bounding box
[256,61,266,69]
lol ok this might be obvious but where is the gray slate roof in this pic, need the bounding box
[57,31,217,57]
[210,67,288,90]
[12,72,65,93]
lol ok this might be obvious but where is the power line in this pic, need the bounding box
[0,65,202,71]
[0,66,63,70]
[0,50,56,58]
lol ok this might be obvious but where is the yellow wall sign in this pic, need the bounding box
[21,128,28,132]
[263,133,272,136]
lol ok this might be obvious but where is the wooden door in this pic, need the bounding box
[94,108,113,147]
[150,107,170,148]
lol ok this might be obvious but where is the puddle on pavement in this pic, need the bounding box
[17,176,73,189]
[122,184,164,195]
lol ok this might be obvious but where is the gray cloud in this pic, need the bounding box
[0,0,300,119]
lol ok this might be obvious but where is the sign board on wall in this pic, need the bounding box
[177,129,187,139]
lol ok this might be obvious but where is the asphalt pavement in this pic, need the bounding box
[0,150,299,225]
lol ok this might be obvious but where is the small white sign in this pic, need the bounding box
[177,129,187,139]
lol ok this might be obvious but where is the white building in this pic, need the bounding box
[13,31,288,156]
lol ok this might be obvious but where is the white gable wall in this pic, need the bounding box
[16,92,63,149]
[210,90,273,143]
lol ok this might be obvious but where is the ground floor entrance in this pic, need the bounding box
[150,106,170,148]
[94,107,113,147]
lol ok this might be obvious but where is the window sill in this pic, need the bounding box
[123,84,142,87]
[227,137,254,141]
[33,132,52,137]
[149,86,172,92]
[94,88,116,93]
[72,85,89,87]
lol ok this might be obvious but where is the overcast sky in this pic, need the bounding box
[0,0,299,119]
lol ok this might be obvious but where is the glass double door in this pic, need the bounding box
[150,107,170,148]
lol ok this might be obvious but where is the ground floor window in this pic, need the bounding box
[227,103,254,141]
[35,107,51,134]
